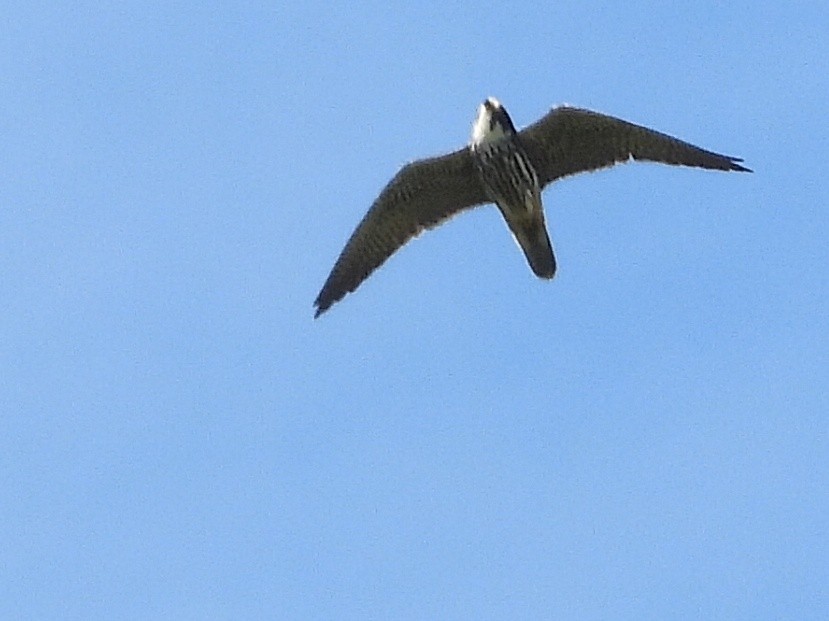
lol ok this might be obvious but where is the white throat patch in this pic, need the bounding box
[471,97,509,146]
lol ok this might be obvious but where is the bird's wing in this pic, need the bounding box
[518,106,751,188]
[314,147,488,317]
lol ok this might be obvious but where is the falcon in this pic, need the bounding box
[314,97,751,317]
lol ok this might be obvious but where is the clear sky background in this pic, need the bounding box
[2,2,827,619]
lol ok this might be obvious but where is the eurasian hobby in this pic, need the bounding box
[314,98,750,317]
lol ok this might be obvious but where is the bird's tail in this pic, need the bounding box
[512,216,556,280]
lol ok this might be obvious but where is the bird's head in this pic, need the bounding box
[471,97,518,146]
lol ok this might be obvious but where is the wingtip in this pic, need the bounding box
[728,156,752,173]
[314,283,347,318]
[313,300,328,319]
[312,292,325,319]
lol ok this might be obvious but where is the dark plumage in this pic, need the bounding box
[519,107,751,186]
[314,99,750,317]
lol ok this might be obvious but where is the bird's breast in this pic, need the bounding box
[472,140,541,218]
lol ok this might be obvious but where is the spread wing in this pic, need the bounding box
[519,106,751,188]
[314,147,488,317]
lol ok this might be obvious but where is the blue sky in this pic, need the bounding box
[2,2,827,619]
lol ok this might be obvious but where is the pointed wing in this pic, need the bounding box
[314,147,488,317]
[519,106,751,188]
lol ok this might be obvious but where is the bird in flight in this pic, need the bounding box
[314,98,751,317]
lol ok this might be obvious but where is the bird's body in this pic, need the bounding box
[314,98,750,317]
[470,99,555,279]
